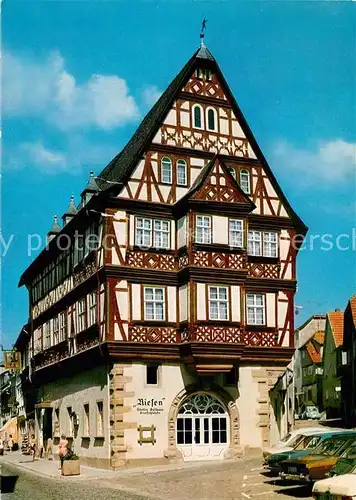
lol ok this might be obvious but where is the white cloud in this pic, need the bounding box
[142,85,162,107]
[272,139,356,185]
[3,50,139,130]
[5,137,118,175]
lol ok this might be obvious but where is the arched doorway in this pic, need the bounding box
[176,393,229,461]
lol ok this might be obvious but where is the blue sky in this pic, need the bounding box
[2,1,355,347]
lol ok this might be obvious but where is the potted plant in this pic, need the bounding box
[61,451,80,476]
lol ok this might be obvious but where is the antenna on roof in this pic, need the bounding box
[200,18,207,47]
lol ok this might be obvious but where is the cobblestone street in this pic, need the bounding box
[1,455,313,499]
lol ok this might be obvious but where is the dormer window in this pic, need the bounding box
[193,105,203,129]
[206,107,217,131]
[240,170,250,194]
[161,157,172,184]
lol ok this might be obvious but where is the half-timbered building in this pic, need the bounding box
[19,40,307,467]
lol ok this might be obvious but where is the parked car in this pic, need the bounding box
[328,442,356,477]
[300,406,321,420]
[262,427,335,462]
[312,469,356,499]
[279,433,356,483]
[266,431,348,475]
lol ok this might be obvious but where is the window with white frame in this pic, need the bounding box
[227,167,237,180]
[229,219,244,248]
[161,157,172,184]
[195,215,211,244]
[53,317,59,345]
[246,294,265,325]
[88,291,97,326]
[77,298,86,332]
[44,321,51,349]
[177,159,187,186]
[206,108,217,131]
[144,287,165,321]
[209,286,229,320]
[240,170,250,194]
[96,401,104,436]
[83,404,90,436]
[135,217,171,249]
[248,230,278,257]
[136,218,152,247]
[193,105,203,129]
[153,220,170,249]
[248,231,262,256]
[263,232,278,257]
[59,311,67,342]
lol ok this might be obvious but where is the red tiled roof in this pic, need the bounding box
[349,296,356,326]
[328,311,344,347]
[306,342,321,363]
[312,330,325,345]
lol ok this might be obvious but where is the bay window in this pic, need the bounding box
[263,232,278,257]
[135,217,170,249]
[77,298,86,332]
[248,230,278,257]
[196,215,211,244]
[209,286,228,320]
[246,294,265,325]
[248,231,262,256]
[144,287,165,321]
[229,219,244,248]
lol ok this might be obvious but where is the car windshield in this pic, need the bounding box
[280,433,292,443]
[314,437,355,457]
[289,435,305,448]
[295,435,322,451]
[340,442,356,459]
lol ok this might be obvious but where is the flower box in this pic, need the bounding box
[61,460,80,476]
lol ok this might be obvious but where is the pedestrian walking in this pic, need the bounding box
[8,435,13,452]
[0,437,4,456]
[30,434,37,461]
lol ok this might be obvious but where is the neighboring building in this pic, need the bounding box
[17,40,307,467]
[341,296,356,427]
[298,330,325,413]
[0,366,18,446]
[269,363,294,442]
[322,310,344,420]
[293,315,326,415]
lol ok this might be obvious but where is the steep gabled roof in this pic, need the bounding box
[306,342,322,364]
[328,310,344,348]
[98,44,307,236]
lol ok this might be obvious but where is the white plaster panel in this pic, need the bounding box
[132,284,141,320]
[231,285,241,322]
[220,119,229,135]
[116,290,128,321]
[180,111,190,127]
[167,286,176,323]
[212,216,228,245]
[129,215,135,246]
[179,285,188,322]
[164,109,177,126]
[196,283,206,321]
[266,293,276,328]
[177,216,187,248]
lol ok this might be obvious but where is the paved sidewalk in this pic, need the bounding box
[0,451,117,480]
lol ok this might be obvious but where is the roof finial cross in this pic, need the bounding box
[200,18,207,47]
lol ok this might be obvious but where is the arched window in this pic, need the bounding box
[161,157,172,184]
[177,159,187,186]
[193,105,203,129]
[240,169,250,194]
[227,167,237,180]
[206,107,217,131]
[178,394,226,415]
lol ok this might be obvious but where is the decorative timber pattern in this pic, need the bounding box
[193,251,246,269]
[160,125,249,157]
[126,251,176,271]
[129,326,177,343]
[195,325,242,343]
[182,74,227,100]
[247,262,280,279]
